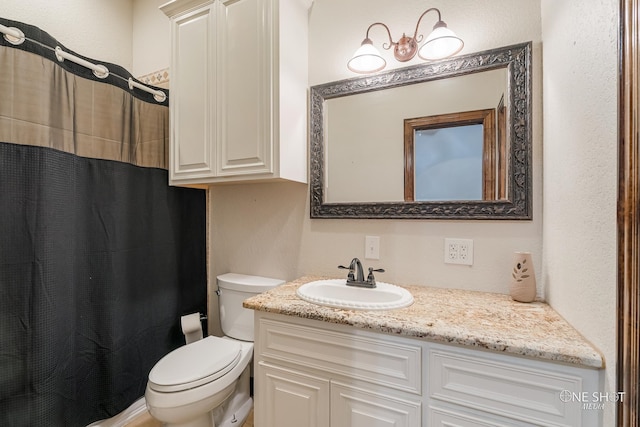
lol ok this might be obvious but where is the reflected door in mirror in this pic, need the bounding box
[404,108,503,202]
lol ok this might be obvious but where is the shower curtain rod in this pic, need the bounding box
[0,22,166,103]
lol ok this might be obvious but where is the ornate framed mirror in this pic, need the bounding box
[309,42,532,219]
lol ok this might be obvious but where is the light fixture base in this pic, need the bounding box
[393,34,418,62]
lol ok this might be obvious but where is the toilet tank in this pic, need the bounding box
[217,273,284,341]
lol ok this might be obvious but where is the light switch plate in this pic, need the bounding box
[365,236,380,260]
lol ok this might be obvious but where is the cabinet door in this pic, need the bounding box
[168,2,217,182]
[256,362,330,427]
[331,382,421,427]
[217,0,273,177]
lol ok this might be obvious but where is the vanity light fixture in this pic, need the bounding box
[347,7,464,74]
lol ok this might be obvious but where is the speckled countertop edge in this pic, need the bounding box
[243,276,604,369]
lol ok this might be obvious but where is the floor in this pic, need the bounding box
[124,411,160,427]
[243,410,254,427]
[125,408,253,427]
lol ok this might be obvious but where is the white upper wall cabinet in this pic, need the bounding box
[161,0,310,186]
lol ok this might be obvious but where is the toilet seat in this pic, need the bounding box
[148,336,242,393]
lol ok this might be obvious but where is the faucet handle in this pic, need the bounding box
[366,267,385,287]
[338,264,355,281]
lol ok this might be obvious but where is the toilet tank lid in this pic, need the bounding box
[217,273,285,292]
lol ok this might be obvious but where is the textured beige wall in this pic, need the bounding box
[208,0,544,335]
[132,0,171,78]
[541,1,618,425]
[307,0,542,83]
[2,0,134,71]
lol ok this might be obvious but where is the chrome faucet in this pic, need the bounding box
[338,258,384,288]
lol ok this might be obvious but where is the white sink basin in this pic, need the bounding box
[296,279,414,311]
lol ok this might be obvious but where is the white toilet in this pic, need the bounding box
[145,273,284,427]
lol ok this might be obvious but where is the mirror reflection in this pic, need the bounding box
[310,42,532,219]
[405,104,506,202]
[324,68,507,203]
[416,125,484,200]
[412,123,485,201]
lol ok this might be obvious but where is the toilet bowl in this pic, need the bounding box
[145,336,253,427]
[145,273,284,427]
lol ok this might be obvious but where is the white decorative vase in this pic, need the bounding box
[509,252,536,302]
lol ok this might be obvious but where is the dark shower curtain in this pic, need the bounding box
[0,19,207,426]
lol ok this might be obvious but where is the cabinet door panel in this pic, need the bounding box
[217,0,272,176]
[170,4,216,180]
[331,382,421,427]
[257,362,330,427]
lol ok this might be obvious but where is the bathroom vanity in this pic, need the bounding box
[244,277,604,427]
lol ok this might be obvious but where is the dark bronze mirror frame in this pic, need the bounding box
[309,42,532,220]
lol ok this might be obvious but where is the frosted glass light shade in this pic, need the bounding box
[347,39,386,74]
[418,25,464,61]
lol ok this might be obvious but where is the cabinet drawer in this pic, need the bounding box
[429,348,584,426]
[331,381,421,427]
[258,318,421,394]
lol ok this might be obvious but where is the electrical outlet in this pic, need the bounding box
[444,238,474,265]
[365,236,380,260]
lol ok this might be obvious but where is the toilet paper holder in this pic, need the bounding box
[181,312,207,344]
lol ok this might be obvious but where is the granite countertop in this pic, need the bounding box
[243,275,604,369]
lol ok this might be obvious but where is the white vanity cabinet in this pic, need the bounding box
[160,0,309,186]
[253,312,602,427]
